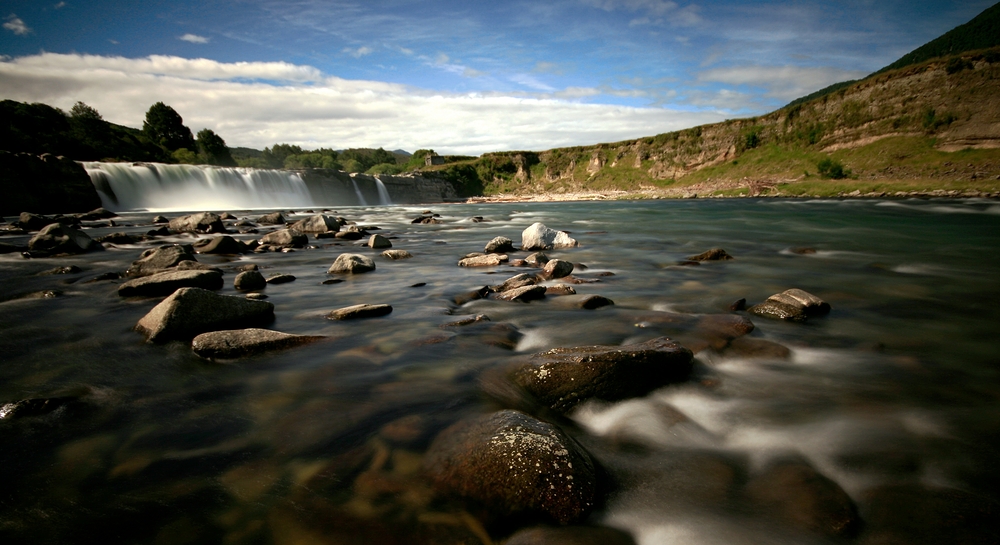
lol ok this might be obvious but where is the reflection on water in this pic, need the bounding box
[1,199,998,544]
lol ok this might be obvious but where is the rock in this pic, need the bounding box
[259,229,307,248]
[219,212,237,220]
[412,214,443,224]
[194,235,244,254]
[168,212,226,233]
[744,457,859,538]
[245,293,268,300]
[328,253,376,274]
[289,215,340,233]
[723,337,791,359]
[511,337,693,413]
[790,247,817,255]
[326,303,393,320]
[861,484,1000,545]
[553,294,615,309]
[424,409,596,525]
[94,232,139,245]
[0,242,27,254]
[522,223,578,250]
[118,270,224,297]
[496,273,539,293]
[256,212,286,225]
[506,526,638,545]
[27,223,97,255]
[748,289,830,322]
[730,298,747,311]
[37,265,82,276]
[152,215,169,224]
[485,236,515,254]
[146,226,170,237]
[525,252,550,267]
[0,395,80,421]
[19,212,66,231]
[686,248,733,261]
[368,234,392,249]
[126,245,196,277]
[332,230,363,240]
[542,259,574,279]
[175,261,223,273]
[191,328,324,359]
[381,249,413,260]
[266,274,296,284]
[453,286,491,305]
[0,152,101,217]
[442,314,491,327]
[234,270,266,291]
[77,207,116,221]
[135,287,274,343]
[494,285,547,302]
[545,284,577,296]
[458,254,508,267]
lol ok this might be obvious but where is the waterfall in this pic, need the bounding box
[82,162,315,212]
[374,176,393,205]
[349,177,368,206]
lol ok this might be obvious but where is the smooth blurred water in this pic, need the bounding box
[1,198,998,544]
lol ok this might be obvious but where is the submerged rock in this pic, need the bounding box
[511,337,693,413]
[192,328,324,359]
[126,245,196,277]
[381,249,413,260]
[328,253,376,274]
[552,294,615,309]
[522,222,578,250]
[424,409,597,525]
[686,248,734,261]
[135,287,274,342]
[168,212,226,233]
[494,285,547,303]
[748,289,830,322]
[326,303,393,320]
[485,236,515,254]
[118,269,224,297]
[861,484,1000,545]
[233,270,266,291]
[266,273,296,284]
[27,223,98,255]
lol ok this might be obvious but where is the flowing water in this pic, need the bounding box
[1,198,999,544]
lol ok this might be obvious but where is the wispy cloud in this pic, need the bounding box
[4,14,31,35]
[580,0,700,25]
[697,64,869,101]
[54,2,67,9]
[179,33,209,44]
[343,46,373,58]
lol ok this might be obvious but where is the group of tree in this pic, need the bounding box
[141,101,236,166]
[234,144,410,174]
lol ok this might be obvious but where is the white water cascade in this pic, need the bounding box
[83,162,316,212]
[374,176,393,205]
[349,177,369,206]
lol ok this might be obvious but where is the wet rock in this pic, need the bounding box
[686,248,734,261]
[27,223,98,255]
[522,222,578,250]
[506,526,638,545]
[77,207,116,221]
[152,215,169,224]
[168,212,226,233]
[723,337,791,359]
[95,232,139,245]
[553,294,615,309]
[219,212,237,220]
[496,273,539,293]
[84,271,122,283]
[424,409,597,525]
[545,284,577,296]
[411,214,443,224]
[289,214,339,233]
[135,287,275,343]
[381,249,412,260]
[458,254,508,267]
[326,303,392,320]
[453,286,491,305]
[791,247,817,255]
[368,234,392,249]
[748,289,830,322]
[37,265,82,275]
[442,314,491,327]
[194,235,245,254]
[234,270,266,291]
[0,242,27,254]
[485,236,515,254]
[542,259,574,279]
[146,226,170,237]
[511,337,693,413]
[256,212,285,225]
[744,457,859,538]
[245,293,268,300]
[861,484,1000,545]
[118,270,224,297]
[495,285,547,303]
[259,228,307,248]
[730,298,747,311]
[175,261,223,273]
[328,253,376,274]
[126,245,196,277]
[0,396,79,420]
[191,328,324,359]
[525,252,549,267]
[18,212,63,231]
[266,274,296,284]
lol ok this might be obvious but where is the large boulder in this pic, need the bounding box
[27,223,97,255]
[192,328,324,359]
[521,223,578,250]
[125,245,196,277]
[118,269,224,297]
[256,212,286,225]
[485,236,515,254]
[135,287,274,343]
[168,212,226,233]
[328,253,376,274]
[511,337,693,413]
[0,152,102,217]
[424,409,597,525]
[541,259,574,279]
[748,289,830,323]
[289,215,339,233]
[194,235,245,254]
[259,228,308,248]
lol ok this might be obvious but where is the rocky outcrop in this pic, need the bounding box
[191,328,324,359]
[117,269,224,297]
[135,287,274,342]
[0,151,102,216]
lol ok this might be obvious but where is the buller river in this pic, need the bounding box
[1,198,999,544]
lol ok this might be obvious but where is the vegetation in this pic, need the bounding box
[143,102,196,152]
[196,129,237,167]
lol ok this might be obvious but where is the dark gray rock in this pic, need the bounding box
[368,234,392,249]
[259,229,307,248]
[135,287,274,342]
[496,273,539,293]
[27,223,97,255]
[381,249,412,260]
[328,253,376,274]
[175,261,223,273]
[256,212,286,225]
[424,409,596,525]
[326,303,392,320]
[234,270,266,291]
[118,270,224,297]
[723,337,791,359]
[553,294,615,309]
[542,259,574,279]
[266,274,296,284]
[748,289,830,322]
[194,235,245,254]
[522,222,578,250]
[191,328,324,359]
[152,215,169,224]
[525,252,549,267]
[494,285,547,302]
[37,265,81,276]
[77,207,115,221]
[512,337,693,413]
[168,212,226,233]
[126,245,196,277]
[485,236,515,254]
[95,232,139,245]
[0,242,27,254]
[289,215,339,233]
[687,248,734,261]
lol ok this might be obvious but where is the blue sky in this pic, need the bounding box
[0,0,994,154]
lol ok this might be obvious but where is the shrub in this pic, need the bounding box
[816,157,850,179]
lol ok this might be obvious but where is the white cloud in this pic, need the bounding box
[54,2,67,8]
[698,65,869,101]
[4,14,31,35]
[0,53,727,155]
[343,46,373,58]
[179,33,209,44]
[581,0,700,25]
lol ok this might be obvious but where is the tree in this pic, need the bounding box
[70,101,102,121]
[143,102,196,152]
[196,128,237,167]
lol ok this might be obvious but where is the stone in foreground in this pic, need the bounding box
[192,328,324,359]
[748,288,830,322]
[118,269,224,297]
[328,253,376,274]
[512,337,693,413]
[326,303,393,320]
[424,409,596,525]
[135,287,274,343]
[541,259,574,279]
[521,222,578,250]
[485,236,515,254]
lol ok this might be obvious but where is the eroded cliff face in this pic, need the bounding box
[1,151,102,215]
[298,169,458,205]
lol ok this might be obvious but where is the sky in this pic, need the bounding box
[0,0,994,155]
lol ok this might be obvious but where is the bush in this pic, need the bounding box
[946,57,973,74]
[816,157,850,179]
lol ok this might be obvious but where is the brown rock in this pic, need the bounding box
[135,287,274,342]
[382,249,412,260]
[368,234,392,249]
[118,269,224,297]
[126,245,196,277]
[458,254,508,267]
[191,328,323,359]
[686,248,733,261]
[234,270,266,291]
[542,259,574,279]
[328,253,376,274]
[326,303,393,320]
[494,285,547,302]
